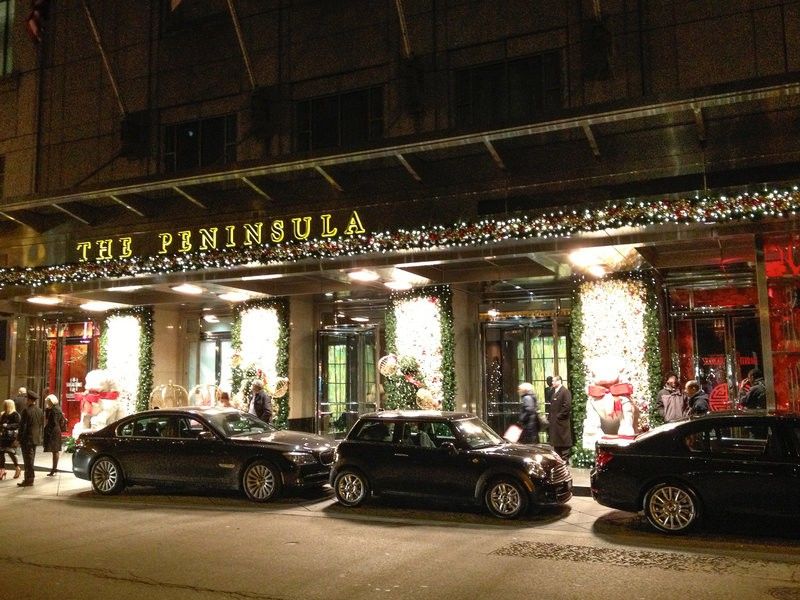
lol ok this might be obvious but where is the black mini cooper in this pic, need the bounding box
[330,411,572,519]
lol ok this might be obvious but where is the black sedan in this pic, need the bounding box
[73,407,335,502]
[330,411,572,519]
[591,411,800,533]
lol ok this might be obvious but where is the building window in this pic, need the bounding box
[0,0,13,76]
[454,51,563,129]
[163,114,237,173]
[296,86,383,152]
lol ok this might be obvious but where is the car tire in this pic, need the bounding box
[90,456,125,496]
[484,478,529,519]
[242,460,283,503]
[644,482,700,534]
[333,469,370,507]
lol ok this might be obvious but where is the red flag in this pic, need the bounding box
[26,0,51,44]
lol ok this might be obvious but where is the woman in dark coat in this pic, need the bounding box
[43,394,64,476]
[0,399,21,479]
[517,383,540,444]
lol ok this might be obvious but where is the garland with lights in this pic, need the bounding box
[384,285,456,410]
[2,189,800,287]
[98,306,154,413]
[230,298,290,429]
[568,273,661,467]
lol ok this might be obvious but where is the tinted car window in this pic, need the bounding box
[353,420,395,443]
[683,430,707,453]
[454,417,504,449]
[208,412,272,437]
[120,416,170,438]
[398,422,436,448]
[179,416,210,439]
[708,424,773,458]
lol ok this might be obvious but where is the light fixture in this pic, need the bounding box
[219,291,250,302]
[586,264,607,278]
[109,285,143,292]
[241,273,282,281]
[171,283,204,295]
[203,314,219,323]
[324,292,334,297]
[384,280,412,291]
[348,269,380,282]
[351,316,369,323]
[27,296,61,305]
[487,308,499,318]
[80,301,125,312]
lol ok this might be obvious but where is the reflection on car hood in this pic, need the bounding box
[473,442,561,462]
[231,429,333,451]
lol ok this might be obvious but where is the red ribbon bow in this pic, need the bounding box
[587,383,634,416]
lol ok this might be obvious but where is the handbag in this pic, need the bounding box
[504,423,523,443]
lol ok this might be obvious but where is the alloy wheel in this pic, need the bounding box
[244,463,277,501]
[646,484,698,532]
[337,473,365,504]
[487,481,524,518]
[91,457,122,495]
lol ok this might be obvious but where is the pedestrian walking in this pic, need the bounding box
[516,383,541,444]
[655,373,686,423]
[0,399,21,480]
[43,394,64,476]
[548,376,572,461]
[17,391,43,487]
[685,380,709,416]
[250,381,272,423]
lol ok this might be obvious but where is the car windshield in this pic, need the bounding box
[454,417,504,449]
[206,410,275,437]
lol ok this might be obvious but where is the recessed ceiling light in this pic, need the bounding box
[241,274,282,281]
[171,283,204,295]
[487,308,499,318]
[109,285,143,292]
[219,291,250,302]
[203,314,219,323]
[384,280,412,291]
[27,296,61,305]
[324,292,334,297]
[586,264,607,278]
[351,316,369,323]
[80,301,125,312]
[348,269,380,282]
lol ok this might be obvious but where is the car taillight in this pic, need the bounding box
[595,449,614,469]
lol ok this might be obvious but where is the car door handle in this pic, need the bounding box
[393,453,409,457]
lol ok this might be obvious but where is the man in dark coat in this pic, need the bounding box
[741,368,766,410]
[548,375,572,461]
[685,380,709,416]
[517,383,540,444]
[14,387,28,415]
[251,381,272,423]
[17,392,44,486]
[544,376,554,415]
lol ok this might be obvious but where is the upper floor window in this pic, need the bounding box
[163,114,237,173]
[454,51,563,129]
[0,0,14,76]
[296,86,383,152]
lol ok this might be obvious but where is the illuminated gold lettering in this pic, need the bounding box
[225,225,236,248]
[177,230,192,253]
[158,232,173,254]
[119,237,132,258]
[76,241,92,262]
[243,222,263,246]
[198,227,219,250]
[97,239,113,260]
[270,220,284,243]
[292,216,312,240]
[343,210,365,235]
[320,214,337,238]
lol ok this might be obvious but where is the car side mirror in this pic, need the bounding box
[441,441,458,456]
[198,431,216,441]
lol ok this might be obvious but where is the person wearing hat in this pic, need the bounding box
[17,391,43,487]
[14,387,28,415]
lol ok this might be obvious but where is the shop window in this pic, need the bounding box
[163,114,237,174]
[295,86,384,152]
[454,51,563,129]
[326,343,348,424]
[0,0,12,77]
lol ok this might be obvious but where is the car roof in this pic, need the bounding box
[687,410,800,420]
[359,410,475,421]
[132,407,241,417]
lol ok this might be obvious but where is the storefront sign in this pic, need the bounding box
[74,211,366,262]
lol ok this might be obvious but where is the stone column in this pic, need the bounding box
[152,307,183,389]
[288,296,316,431]
[452,286,480,414]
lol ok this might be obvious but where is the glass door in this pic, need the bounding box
[317,326,378,438]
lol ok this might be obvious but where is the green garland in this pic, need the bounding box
[568,273,662,466]
[99,306,154,413]
[384,285,456,411]
[231,298,290,429]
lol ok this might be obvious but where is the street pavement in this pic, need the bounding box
[0,451,798,600]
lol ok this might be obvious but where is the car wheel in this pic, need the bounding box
[484,478,528,519]
[644,482,700,534]
[90,456,125,495]
[242,461,283,502]
[333,470,370,507]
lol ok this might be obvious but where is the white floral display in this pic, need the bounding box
[239,307,281,383]
[394,296,444,405]
[578,279,651,427]
[104,314,141,416]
